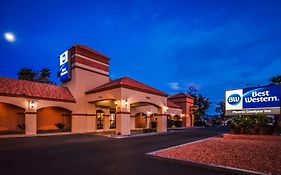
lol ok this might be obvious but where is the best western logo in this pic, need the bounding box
[227,94,241,105]
[244,90,279,103]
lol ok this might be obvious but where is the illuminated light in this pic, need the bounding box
[114,101,118,105]
[29,101,36,110]
[4,32,16,42]
[147,111,152,116]
[124,99,128,107]
[163,106,169,112]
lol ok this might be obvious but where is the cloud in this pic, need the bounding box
[169,82,181,91]
[185,82,200,90]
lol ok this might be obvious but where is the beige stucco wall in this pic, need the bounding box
[167,107,182,116]
[130,105,159,116]
[121,88,167,112]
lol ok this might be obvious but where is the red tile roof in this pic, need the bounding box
[86,76,168,97]
[0,77,75,103]
[168,92,194,99]
[167,100,181,109]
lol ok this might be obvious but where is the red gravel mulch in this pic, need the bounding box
[155,137,281,175]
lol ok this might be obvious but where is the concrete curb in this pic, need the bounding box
[109,130,173,139]
[146,137,269,175]
[0,132,83,139]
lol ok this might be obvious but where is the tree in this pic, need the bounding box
[215,101,225,117]
[17,68,37,81]
[17,68,55,84]
[188,87,211,122]
[38,68,52,84]
[270,75,281,84]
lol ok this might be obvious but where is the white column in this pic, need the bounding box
[25,112,37,135]
[157,114,167,132]
[116,111,131,135]
[146,117,150,129]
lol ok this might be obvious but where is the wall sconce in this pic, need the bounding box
[114,101,118,106]
[172,113,175,116]
[163,106,168,112]
[124,99,128,107]
[147,111,152,116]
[181,114,185,117]
[29,101,36,110]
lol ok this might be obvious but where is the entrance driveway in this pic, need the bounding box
[0,127,233,175]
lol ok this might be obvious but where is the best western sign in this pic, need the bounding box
[59,50,71,82]
[225,84,281,116]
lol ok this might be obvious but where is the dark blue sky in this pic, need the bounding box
[1,0,281,114]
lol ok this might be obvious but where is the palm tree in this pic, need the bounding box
[270,75,281,84]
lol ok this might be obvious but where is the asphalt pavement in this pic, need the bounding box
[0,126,236,175]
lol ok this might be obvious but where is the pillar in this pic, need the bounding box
[146,117,150,129]
[157,114,167,132]
[25,112,37,135]
[103,115,110,131]
[116,111,130,135]
[130,116,135,129]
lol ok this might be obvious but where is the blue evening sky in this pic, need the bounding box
[1,0,281,114]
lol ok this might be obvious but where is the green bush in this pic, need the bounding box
[174,120,183,127]
[17,123,25,130]
[143,128,156,133]
[55,122,65,130]
[151,121,157,128]
[230,115,275,135]
[167,119,174,128]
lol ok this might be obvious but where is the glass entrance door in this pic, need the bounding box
[96,110,104,129]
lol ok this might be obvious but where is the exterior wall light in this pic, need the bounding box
[147,111,152,116]
[124,99,128,107]
[114,101,118,106]
[29,101,36,110]
[163,106,169,112]
[181,114,185,117]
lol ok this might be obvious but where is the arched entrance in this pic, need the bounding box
[135,112,147,128]
[37,107,71,133]
[0,103,25,134]
[130,102,161,130]
[174,115,183,127]
[150,113,158,128]
[167,114,174,128]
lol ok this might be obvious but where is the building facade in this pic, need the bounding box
[0,45,194,136]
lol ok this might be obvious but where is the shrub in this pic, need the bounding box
[151,121,157,128]
[143,128,156,133]
[194,121,206,127]
[17,123,25,130]
[55,122,65,130]
[230,115,276,135]
[174,120,183,127]
[167,119,174,128]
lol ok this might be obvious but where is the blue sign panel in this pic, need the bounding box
[243,85,280,109]
[59,50,71,82]
[225,84,281,115]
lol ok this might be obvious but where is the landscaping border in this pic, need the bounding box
[223,134,281,140]
[146,137,269,175]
